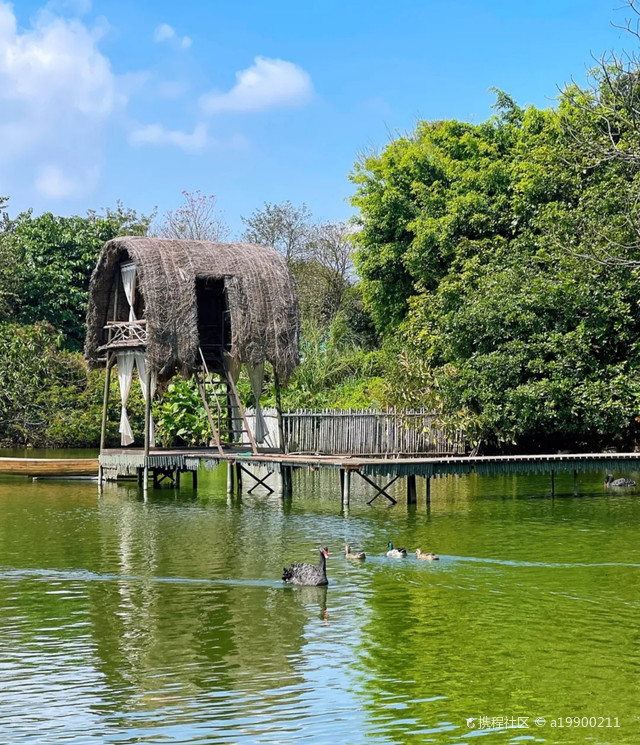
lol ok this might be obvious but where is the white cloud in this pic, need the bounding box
[153,22,191,50]
[200,56,313,114]
[157,80,188,99]
[153,22,174,43]
[44,0,92,15]
[35,164,98,198]
[128,123,208,152]
[0,1,122,199]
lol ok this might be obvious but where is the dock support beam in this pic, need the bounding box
[192,469,198,490]
[551,469,555,498]
[226,463,234,494]
[426,476,431,507]
[407,474,417,505]
[280,465,293,497]
[341,469,351,507]
[235,463,243,494]
[573,469,578,496]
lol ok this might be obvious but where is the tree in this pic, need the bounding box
[350,91,640,450]
[6,204,154,349]
[156,190,230,242]
[241,200,313,262]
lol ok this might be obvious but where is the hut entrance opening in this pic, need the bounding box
[196,277,231,371]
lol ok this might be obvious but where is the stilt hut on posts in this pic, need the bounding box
[84,236,300,459]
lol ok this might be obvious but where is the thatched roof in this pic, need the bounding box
[84,236,300,382]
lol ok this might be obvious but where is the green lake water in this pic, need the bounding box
[0,462,638,744]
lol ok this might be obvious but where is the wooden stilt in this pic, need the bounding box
[281,465,293,497]
[175,469,181,489]
[426,476,431,506]
[407,474,417,505]
[235,463,243,494]
[274,370,286,453]
[98,353,114,486]
[573,469,578,496]
[342,469,351,506]
[143,365,151,494]
[227,462,234,494]
[192,469,198,490]
[551,469,555,498]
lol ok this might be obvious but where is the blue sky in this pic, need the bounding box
[0,0,632,234]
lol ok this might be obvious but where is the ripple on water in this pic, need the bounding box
[0,473,639,743]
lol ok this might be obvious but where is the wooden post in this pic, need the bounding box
[551,469,555,498]
[98,353,113,485]
[274,370,286,452]
[281,464,293,497]
[342,469,351,506]
[407,474,417,505]
[175,469,181,489]
[235,463,243,494]
[227,462,234,494]
[143,365,151,494]
[573,469,578,496]
[99,354,113,453]
[192,469,198,490]
[426,476,431,506]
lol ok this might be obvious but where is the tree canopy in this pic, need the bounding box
[350,82,640,450]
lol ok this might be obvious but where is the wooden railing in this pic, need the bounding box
[244,408,466,456]
[101,320,148,350]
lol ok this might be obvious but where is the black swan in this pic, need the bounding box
[604,473,636,487]
[386,541,407,558]
[345,544,366,560]
[283,547,329,586]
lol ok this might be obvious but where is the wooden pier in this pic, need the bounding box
[2,449,637,503]
[98,448,640,504]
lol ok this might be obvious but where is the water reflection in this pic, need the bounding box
[0,467,639,743]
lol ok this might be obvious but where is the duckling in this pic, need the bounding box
[416,548,439,561]
[386,541,407,558]
[345,544,366,560]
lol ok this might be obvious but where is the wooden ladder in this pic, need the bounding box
[196,349,258,455]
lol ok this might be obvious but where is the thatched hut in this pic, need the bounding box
[85,236,300,454]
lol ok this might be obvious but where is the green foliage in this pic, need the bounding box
[351,81,640,450]
[0,322,139,447]
[3,203,153,350]
[153,378,210,447]
[262,316,388,410]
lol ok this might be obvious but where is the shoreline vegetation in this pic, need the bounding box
[6,16,640,453]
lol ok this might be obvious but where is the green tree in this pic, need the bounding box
[351,88,640,450]
[6,203,153,349]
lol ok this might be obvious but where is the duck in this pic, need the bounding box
[345,544,366,560]
[415,548,439,561]
[283,547,329,586]
[386,541,407,558]
[604,473,637,488]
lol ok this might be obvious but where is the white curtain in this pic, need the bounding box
[117,351,135,446]
[120,264,137,322]
[135,352,156,447]
[247,362,268,444]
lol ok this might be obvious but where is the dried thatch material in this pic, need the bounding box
[84,236,300,382]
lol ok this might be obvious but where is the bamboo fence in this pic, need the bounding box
[245,408,466,456]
